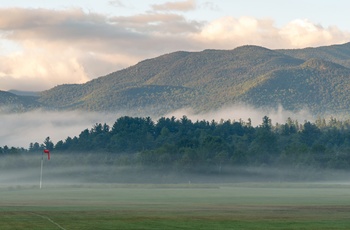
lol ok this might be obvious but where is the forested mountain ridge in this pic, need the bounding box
[0,90,41,112]
[279,42,350,68]
[240,58,350,113]
[2,42,350,116]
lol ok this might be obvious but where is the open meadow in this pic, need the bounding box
[1,183,350,229]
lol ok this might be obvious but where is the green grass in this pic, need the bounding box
[1,183,350,229]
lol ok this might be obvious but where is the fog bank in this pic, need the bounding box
[0,110,119,148]
[0,104,316,148]
[1,153,350,188]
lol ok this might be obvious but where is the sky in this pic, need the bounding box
[1,0,350,91]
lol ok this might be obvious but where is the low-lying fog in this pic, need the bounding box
[0,104,314,148]
[1,152,350,188]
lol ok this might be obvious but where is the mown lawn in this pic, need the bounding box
[1,183,350,229]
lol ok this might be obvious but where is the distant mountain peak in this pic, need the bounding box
[234,44,271,50]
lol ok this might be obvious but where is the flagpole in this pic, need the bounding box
[40,151,43,189]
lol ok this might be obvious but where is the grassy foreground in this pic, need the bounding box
[1,183,350,229]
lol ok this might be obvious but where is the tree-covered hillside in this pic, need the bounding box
[279,42,350,68]
[37,46,305,114]
[3,42,350,117]
[240,58,350,114]
[36,43,350,116]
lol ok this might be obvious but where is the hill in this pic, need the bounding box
[0,90,41,112]
[3,42,350,117]
[240,58,350,113]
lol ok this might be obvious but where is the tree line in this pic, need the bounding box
[0,115,346,172]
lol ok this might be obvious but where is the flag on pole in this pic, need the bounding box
[44,149,50,160]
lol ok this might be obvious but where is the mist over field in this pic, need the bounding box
[1,152,350,189]
[0,104,315,148]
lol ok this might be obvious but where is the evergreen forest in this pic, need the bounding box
[3,115,350,177]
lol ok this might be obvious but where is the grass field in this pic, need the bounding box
[1,183,350,229]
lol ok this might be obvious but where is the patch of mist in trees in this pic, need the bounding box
[166,104,315,126]
[0,109,123,148]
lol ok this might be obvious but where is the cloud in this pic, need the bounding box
[151,0,196,12]
[279,19,349,48]
[0,7,202,90]
[0,41,89,91]
[110,13,202,34]
[194,17,281,47]
[194,16,350,49]
[0,7,350,91]
[0,8,140,44]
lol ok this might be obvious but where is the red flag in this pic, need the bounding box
[44,149,50,160]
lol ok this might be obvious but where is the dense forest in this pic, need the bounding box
[3,115,350,175]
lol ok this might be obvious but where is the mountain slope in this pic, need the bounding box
[0,91,40,112]
[279,42,350,68]
[240,58,350,114]
[4,42,350,116]
[38,45,304,114]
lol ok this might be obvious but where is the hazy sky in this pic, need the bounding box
[1,0,350,91]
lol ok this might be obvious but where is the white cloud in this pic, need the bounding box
[0,42,89,91]
[279,19,348,48]
[194,17,281,47]
[194,16,350,49]
[0,8,202,90]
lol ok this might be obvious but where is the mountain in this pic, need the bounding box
[3,42,350,117]
[37,46,305,115]
[0,90,41,112]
